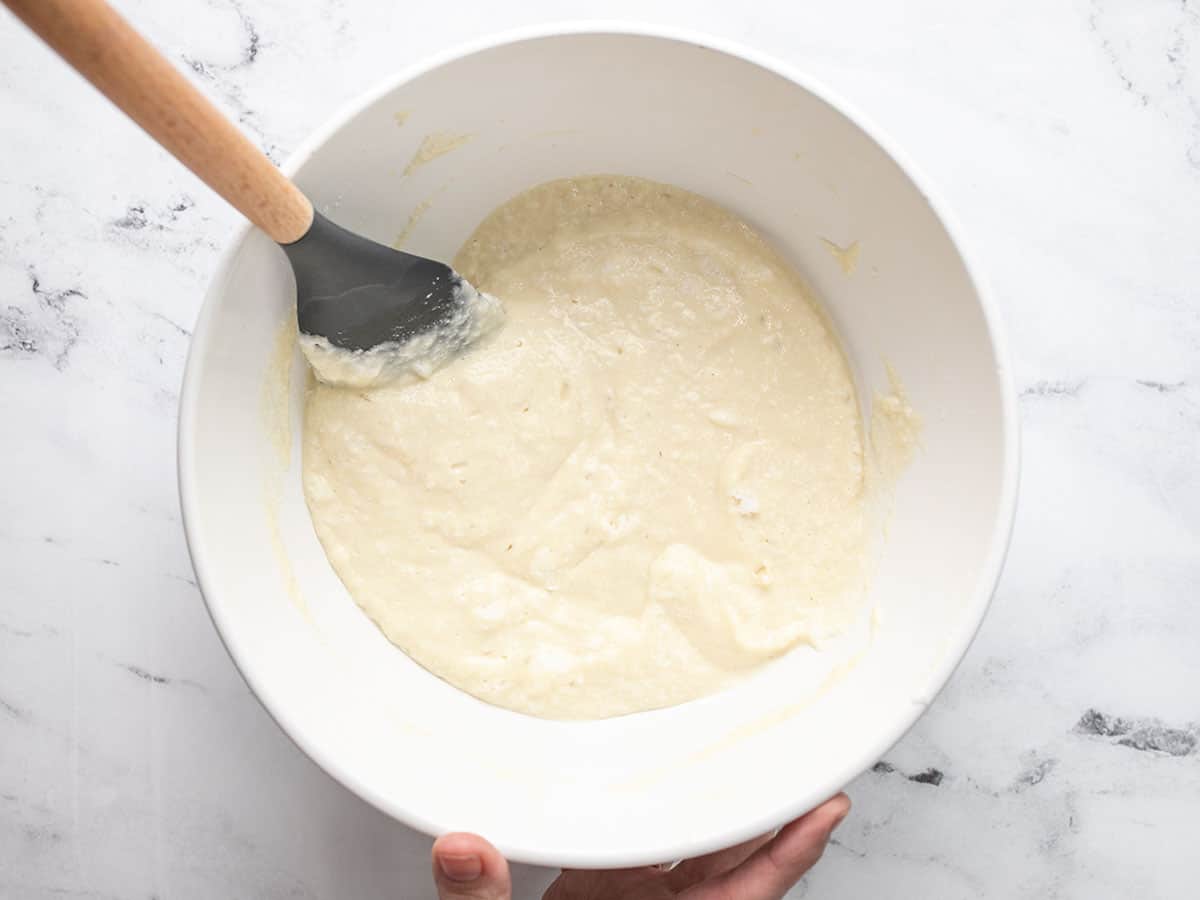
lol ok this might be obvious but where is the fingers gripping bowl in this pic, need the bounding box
[179,27,1018,868]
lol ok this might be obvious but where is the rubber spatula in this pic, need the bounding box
[3,0,502,387]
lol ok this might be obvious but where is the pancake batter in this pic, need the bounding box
[302,176,866,719]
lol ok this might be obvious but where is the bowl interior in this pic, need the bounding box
[181,30,1015,867]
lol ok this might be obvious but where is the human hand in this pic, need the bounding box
[431,793,849,900]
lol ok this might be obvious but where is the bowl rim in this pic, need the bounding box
[178,20,1021,869]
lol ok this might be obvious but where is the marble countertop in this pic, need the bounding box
[2,1,1197,897]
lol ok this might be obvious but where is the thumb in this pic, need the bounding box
[431,832,512,900]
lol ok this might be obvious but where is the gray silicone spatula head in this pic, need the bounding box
[281,212,504,389]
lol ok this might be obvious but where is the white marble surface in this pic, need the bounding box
[1,0,1197,897]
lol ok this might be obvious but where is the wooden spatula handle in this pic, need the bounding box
[4,0,314,244]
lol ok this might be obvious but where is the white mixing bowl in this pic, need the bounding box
[179,25,1018,868]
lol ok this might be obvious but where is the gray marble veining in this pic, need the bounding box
[1,1,1197,898]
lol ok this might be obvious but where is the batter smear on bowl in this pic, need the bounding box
[302,176,866,719]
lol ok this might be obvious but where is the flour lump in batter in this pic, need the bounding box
[302,176,867,719]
